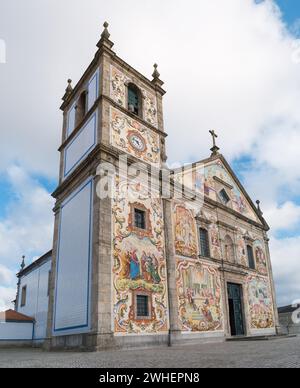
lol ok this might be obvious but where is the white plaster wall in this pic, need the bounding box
[0,322,33,341]
[18,259,51,340]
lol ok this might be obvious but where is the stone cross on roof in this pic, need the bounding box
[209,130,220,156]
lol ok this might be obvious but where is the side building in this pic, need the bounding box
[15,251,52,343]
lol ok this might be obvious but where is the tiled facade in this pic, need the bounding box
[43,24,279,351]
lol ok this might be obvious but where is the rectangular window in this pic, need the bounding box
[199,228,210,258]
[136,295,149,318]
[67,104,76,137]
[21,285,27,307]
[128,85,140,116]
[87,70,99,111]
[219,189,230,205]
[134,208,146,230]
[247,245,256,270]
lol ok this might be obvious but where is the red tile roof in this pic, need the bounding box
[0,310,34,322]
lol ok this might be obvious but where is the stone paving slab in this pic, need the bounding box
[0,336,299,368]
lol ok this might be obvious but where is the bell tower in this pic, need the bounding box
[46,23,169,350]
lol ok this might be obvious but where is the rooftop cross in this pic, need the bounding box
[209,130,220,156]
[20,255,25,271]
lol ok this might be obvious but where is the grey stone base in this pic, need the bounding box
[44,333,96,352]
[111,334,169,351]
[0,340,33,348]
[168,330,226,347]
[44,331,227,352]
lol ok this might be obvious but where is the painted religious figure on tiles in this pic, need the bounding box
[112,177,168,335]
[209,222,221,260]
[253,240,268,275]
[173,204,198,259]
[176,260,224,332]
[247,275,274,330]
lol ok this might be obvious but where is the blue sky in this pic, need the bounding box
[1,0,300,310]
[275,0,300,24]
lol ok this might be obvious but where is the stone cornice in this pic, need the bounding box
[53,143,164,200]
[204,196,268,231]
[102,95,168,138]
[58,102,100,152]
[58,95,168,154]
[60,50,102,111]
[196,216,212,225]
[52,144,102,199]
[213,176,233,190]
[217,220,237,231]
[219,266,249,277]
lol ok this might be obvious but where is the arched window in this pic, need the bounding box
[128,83,142,117]
[199,228,210,258]
[224,235,234,263]
[247,245,255,270]
[75,91,87,126]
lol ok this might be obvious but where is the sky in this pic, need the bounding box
[0,0,300,310]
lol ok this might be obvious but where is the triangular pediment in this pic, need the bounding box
[173,155,265,226]
[202,157,262,223]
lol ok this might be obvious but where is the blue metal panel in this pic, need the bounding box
[63,111,97,178]
[53,178,93,335]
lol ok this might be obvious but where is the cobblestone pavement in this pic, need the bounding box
[0,336,299,368]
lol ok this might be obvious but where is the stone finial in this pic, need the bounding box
[101,22,110,40]
[62,79,73,102]
[97,21,114,49]
[256,200,263,216]
[66,79,73,94]
[152,64,160,80]
[151,63,165,88]
[20,255,25,271]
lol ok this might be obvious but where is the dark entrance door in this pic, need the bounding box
[227,283,245,336]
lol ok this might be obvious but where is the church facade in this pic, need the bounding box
[33,23,279,350]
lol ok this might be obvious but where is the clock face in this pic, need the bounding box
[128,132,146,152]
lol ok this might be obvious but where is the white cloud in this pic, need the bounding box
[264,201,300,232]
[0,166,54,262]
[271,236,300,306]
[0,265,14,286]
[0,166,54,311]
[0,0,299,307]
[0,286,15,311]
[0,0,299,177]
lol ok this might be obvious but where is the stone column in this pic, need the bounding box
[163,198,181,345]
[86,175,101,349]
[95,170,116,350]
[264,234,281,334]
[44,207,60,350]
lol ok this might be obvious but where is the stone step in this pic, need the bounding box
[226,334,297,342]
